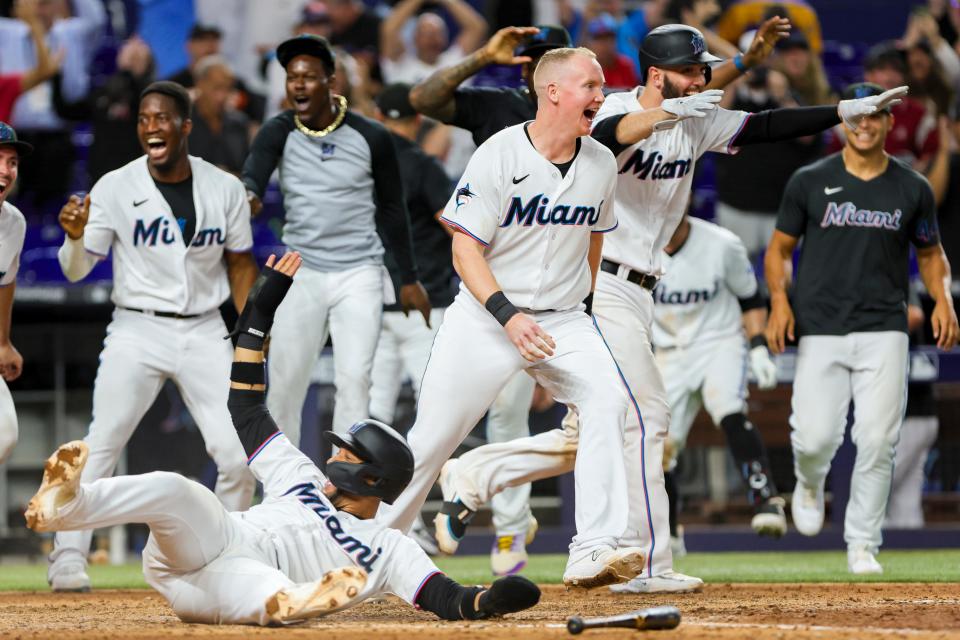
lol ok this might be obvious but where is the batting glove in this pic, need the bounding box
[749,345,778,390]
[837,85,907,131]
[656,89,724,131]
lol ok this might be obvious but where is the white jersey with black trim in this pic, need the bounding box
[652,217,758,349]
[593,88,749,276]
[0,202,26,286]
[82,155,254,315]
[440,123,618,311]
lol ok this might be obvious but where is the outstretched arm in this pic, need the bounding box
[415,573,540,620]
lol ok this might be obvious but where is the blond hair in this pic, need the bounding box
[533,47,597,94]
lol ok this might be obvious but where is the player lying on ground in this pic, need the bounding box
[24,251,540,626]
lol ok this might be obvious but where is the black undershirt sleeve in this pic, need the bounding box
[732,105,840,146]
[241,112,293,197]
[351,113,419,284]
[590,113,630,157]
[226,386,279,459]
[738,290,766,311]
[415,573,484,621]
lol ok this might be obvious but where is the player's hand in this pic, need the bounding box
[837,86,907,131]
[58,194,89,240]
[504,313,555,362]
[400,282,432,328]
[930,298,959,350]
[265,251,302,278]
[765,297,795,354]
[658,90,724,130]
[749,345,778,389]
[0,342,23,382]
[741,16,791,68]
[247,190,263,217]
[480,26,541,67]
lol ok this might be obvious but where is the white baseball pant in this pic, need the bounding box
[368,307,446,423]
[267,264,384,444]
[53,470,291,625]
[0,377,17,464]
[378,292,631,555]
[790,331,909,551]
[51,309,256,565]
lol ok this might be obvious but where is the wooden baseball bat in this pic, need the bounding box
[567,606,681,634]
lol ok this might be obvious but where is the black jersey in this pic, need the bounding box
[776,153,939,337]
[450,86,537,147]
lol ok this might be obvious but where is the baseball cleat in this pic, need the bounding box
[752,496,788,538]
[847,544,883,575]
[562,547,646,590]
[25,441,89,532]
[609,570,703,594]
[791,480,825,536]
[490,515,538,576]
[48,559,92,593]
[265,567,367,624]
[434,459,476,555]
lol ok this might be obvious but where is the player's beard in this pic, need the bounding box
[661,75,684,99]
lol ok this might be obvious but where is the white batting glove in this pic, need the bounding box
[655,89,724,131]
[837,85,907,131]
[749,345,778,390]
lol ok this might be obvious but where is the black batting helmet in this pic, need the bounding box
[638,24,722,84]
[324,420,414,504]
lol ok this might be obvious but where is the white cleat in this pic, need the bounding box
[490,515,538,576]
[791,481,825,536]
[847,544,883,575]
[265,567,367,624]
[609,570,704,594]
[563,547,646,590]
[752,496,788,538]
[25,441,88,533]
[433,459,476,555]
[48,559,91,593]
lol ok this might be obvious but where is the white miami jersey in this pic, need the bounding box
[593,88,748,276]
[83,155,253,315]
[652,217,757,349]
[0,202,26,286]
[441,124,618,311]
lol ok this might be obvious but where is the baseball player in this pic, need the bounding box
[653,215,785,541]
[242,35,430,448]
[428,25,909,593]
[51,81,258,592]
[0,123,28,465]
[406,18,787,575]
[378,47,651,590]
[25,251,541,626]
[765,82,959,574]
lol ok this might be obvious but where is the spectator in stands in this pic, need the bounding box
[52,36,155,185]
[189,56,250,176]
[583,14,637,91]
[0,0,106,204]
[327,0,383,69]
[167,24,224,89]
[0,0,60,122]
[906,40,956,118]
[668,0,738,57]
[768,29,832,106]
[580,0,669,76]
[716,0,822,55]
[380,0,488,85]
[901,4,960,94]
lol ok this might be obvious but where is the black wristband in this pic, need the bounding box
[484,291,520,327]
[231,361,265,385]
[750,334,768,350]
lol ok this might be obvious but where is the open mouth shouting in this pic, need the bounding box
[292,94,312,114]
[144,135,169,162]
[0,178,8,198]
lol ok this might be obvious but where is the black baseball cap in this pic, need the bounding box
[842,82,894,113]
[277,34,336,72]
[0,122,34,157]
[517,25,572,57]
[188,24,222,40]
[376,83,417,120]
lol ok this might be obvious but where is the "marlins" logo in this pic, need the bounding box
[455,183,476,211]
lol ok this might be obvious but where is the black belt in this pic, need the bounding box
[120,306,202,319]
[600,259,659,290]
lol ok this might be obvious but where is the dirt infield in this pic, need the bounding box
[1,583,958,639]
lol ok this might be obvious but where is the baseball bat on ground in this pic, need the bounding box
[567,606,681,634]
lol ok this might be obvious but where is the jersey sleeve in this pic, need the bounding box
[84,181,117,257]
[591,93,633,157]
[379,533,443,605]
[0,214,25,286]
[775,170,808,238]
[696,107,750,156]
[241,113,292,197]
[223,177,254,252]
[440,143,501,245]
[723,235,758,299]
[907,175,940,249]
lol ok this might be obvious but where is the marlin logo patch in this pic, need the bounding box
[455,184,476,211]
[691,33,706,55]
[321,142,336,160]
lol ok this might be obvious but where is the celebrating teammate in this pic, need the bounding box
[653,216,785,542]
[765,82,959,574]
[51,81,258,592]
[242,35,430,447]
[0,123,28,464]
[25,251,541,626]
[379,47,650,590]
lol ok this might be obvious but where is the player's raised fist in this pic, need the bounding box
[742,16,791,67]
[58,194,90,240]
[480,27,541,67]
[505,313,555,362]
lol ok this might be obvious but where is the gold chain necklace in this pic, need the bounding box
[294,95,348,137]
